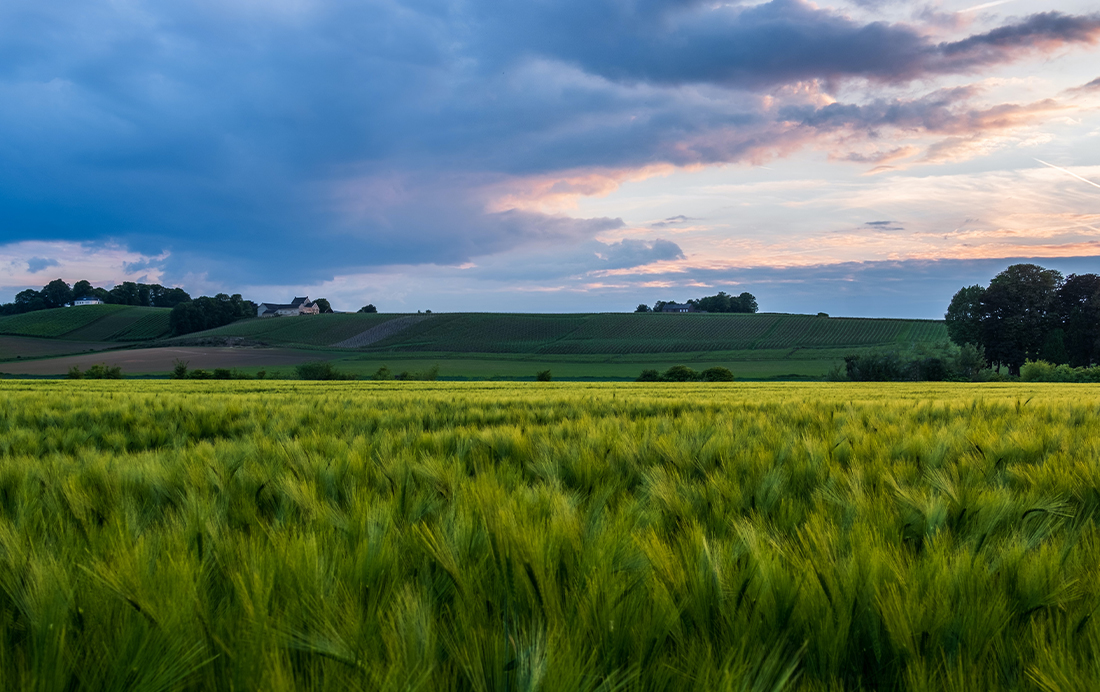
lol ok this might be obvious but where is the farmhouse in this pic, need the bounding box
[257,297,321,317]
[661,302,699,313]
[69,296,104,307]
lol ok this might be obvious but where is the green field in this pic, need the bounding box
[0,311,950,379]
[0,381,1098,690]
[0,305,172,342]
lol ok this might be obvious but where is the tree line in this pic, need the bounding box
[636,291,758,313]
[945,263,1100,375]
[0,278,191,315]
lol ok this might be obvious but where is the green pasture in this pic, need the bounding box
[0,305,172,341]
[184,312,947,353]
[0,381,1099,691]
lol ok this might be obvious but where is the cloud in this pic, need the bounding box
[26,257,60,273]
[0,0,1097,294]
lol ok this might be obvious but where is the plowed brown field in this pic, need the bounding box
[0,347,320,375]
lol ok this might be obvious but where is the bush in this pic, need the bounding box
[699,366,734,382]
[372,366,392,381]
[536,370,552,382]
[84,364,123,379]
[171,359,189,379]
[636,369,660,382]
[296,361,356,381]
[189,369,212,380]
[213,368,232,380]
[662,365,698,382]
[67,366,83,380]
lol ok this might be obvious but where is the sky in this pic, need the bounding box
[1,0,1098,317]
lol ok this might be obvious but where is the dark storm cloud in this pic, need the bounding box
[0,0,1096,288]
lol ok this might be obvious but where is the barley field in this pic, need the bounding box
[0,381,1098,691]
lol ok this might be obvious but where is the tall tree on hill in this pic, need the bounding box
[737,292,758,313]
[980,264,1063,374]
[945,285,986,347]
[1057,273,1100,367]
[170,293,257,336]
[72,280,93,300]
[13,289,46,313]
[314,298,333,314]
[41,279,73,309]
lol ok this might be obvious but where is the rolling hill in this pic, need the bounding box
[0,305,172,341]
[2,310,950,379]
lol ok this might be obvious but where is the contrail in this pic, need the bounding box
[1035,159,1100,191]
[960,0,1016,13]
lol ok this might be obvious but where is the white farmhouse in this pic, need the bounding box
[69,296,104,307]
[256,296,321,317]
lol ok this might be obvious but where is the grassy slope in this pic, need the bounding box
[3,311,949,378]
[0,305,172,342]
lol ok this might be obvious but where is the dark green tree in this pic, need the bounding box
[634,304,651,313]
[1057,273,1100,367]
[945,285,986,347]
[737,292,758,313]
[358,304,378,313]
[14,289,46,313]
[314,298,333,314]
[72,280,94,300]
[981,264,1063,374]
[41,279,73,308]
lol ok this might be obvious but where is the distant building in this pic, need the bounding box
[69,296,104,307]
[660,302,699,313]
[257,297,321,317]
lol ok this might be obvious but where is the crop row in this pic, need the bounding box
[0,304,129,338]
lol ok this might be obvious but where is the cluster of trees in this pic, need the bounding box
[637,291,758,313]
[169,294,257,336]
[637,365,735,382]
[838,344,988,382]
[946,264,1100,374]
[0,278,191,315]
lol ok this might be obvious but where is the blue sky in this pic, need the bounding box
[1,0,1098,316]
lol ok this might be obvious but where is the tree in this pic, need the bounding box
[72,280,94,300]
[170,293,257,336]
[358,304,377,313]
[314,298,333,314]
[1057,273,1100,367]
[634,304,651,313]
[14,289,46,313]
[41,279,73,308]
[981,264,1063,374]
[945,285,986,347]
[737,292,758,313]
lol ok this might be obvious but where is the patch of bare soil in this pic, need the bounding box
[0,347,321,375]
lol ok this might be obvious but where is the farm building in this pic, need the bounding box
[660,302,699,313]
[257,297,321,317]
[69,296,104,306]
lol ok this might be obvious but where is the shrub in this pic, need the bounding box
[84,363,123,379]
[296,361,356,381]
[372,366,392,381]
[536,370,552,382]
[213,368,232,380]
[67,366,83,379]
[171,359,189,379]
[636,369,660,382]
[699,366,735,382]
[189,369,212,380]
[662,365,698,382]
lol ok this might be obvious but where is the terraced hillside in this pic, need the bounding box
[0,305,172,342]
[356,312,948,355]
